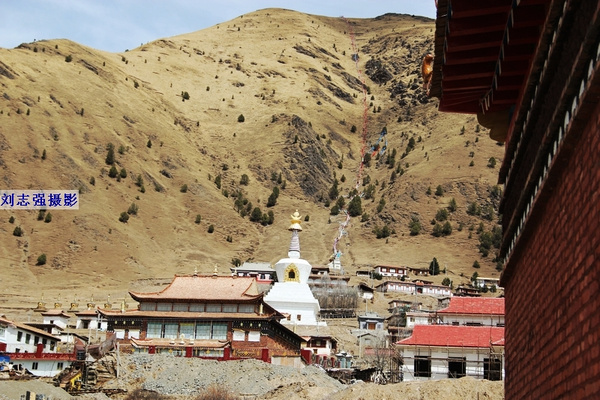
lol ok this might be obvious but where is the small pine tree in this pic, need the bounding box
[13,226,23,236]
[207,224,215,233]
[44,213,52,223]
[435,185,444,196]
[119,168,127,179]
[8,216,15,224]
[347,196,362,217]
[147,139,152,148]
[237,114,245,122]
[180,184,188,193]
[108,166,118,178]
[37,210,46,221]
[240,174,249,185]
[195,214,202,224]
[473,260,481,269]
[105,143,115,165]
[429,257,440,275]
[41,149,47,160]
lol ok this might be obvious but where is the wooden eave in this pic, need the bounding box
[431,0,549,116]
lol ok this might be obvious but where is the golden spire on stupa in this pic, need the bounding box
[289,210,303,231]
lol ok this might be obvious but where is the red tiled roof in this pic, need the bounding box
[437,297,504,315]
[396,325,505,348]
[129,275,260,302]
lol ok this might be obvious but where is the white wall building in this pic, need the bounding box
[396,325,504,381]
[0,317,74,377]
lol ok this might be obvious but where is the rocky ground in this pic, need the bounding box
[0,353,504,400]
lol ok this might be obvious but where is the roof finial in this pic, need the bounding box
[213,264,218,276]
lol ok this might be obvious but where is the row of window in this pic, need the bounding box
[147,322,229,340]
[140,302,256,313]
[413,356,502,380]
[15,331,56,350]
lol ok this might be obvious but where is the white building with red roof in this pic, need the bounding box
[396,325,504,381]
[436,297,505,327]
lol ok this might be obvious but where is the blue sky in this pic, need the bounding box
[0,1,437,52]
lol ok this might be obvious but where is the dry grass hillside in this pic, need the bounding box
[0,9,504,314]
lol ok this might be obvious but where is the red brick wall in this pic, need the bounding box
[503,100,600,398]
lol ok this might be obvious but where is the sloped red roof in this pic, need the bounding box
[129,275,261,302]
[396,325,504,348]
[437,297,504,315]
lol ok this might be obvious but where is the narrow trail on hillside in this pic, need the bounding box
[331,18,371,268]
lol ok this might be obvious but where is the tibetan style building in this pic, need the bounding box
[98,274,305,366]
[430,1,600,398]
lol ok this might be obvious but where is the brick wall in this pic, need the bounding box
[503,99,600,398]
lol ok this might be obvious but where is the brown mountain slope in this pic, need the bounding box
[0,9,503,311]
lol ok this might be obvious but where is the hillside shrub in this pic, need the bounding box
[44,213,52,223]
[127,203,138,215]
[36,254,47,266]
[435,185,444,196]
[13,226,23,237]
[119,168,127,179]
[119,212,129,223]
[65,55,72,62]
[195,214,201,224]
[237,114,245,123]
[180,184,188,193]
[240,174,249,185]
[435,208,448,222]
[37,210,46,221]
[108,166,118,178]
[8,216,15,224]
[347,196,362,217]
[409,216,421,236]
[207,224,215,233]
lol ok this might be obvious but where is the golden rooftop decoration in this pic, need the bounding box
[289,210,303,231]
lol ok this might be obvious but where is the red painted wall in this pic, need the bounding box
[503,99,600,398]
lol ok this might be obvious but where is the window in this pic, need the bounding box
[163,323,178,339]
[42,338,47,348]
[147,322,162,339]
[50,341,56,351]
[140,302,157,311]
[248,331,260,342]
[17,331,23,342]
[238,304,254,313]
[297,314,302,321]
[448,357,466,378]
[0,326,5,336]
[173,303,189,312]
[82,320,90,329]
[196,323,211,340]
[31,362,38,370]
[212,323,227,340]
[452,321,460,326]
[34,336,39,345]
[484,357,503,381]
[206,304,221,312]
[414,356,431,377]
[25,334,31,344]
[179,323,194,340]
[156,303,172,311]
[233,330,245,341]
[57,362,64,370]
[189,303,204,312]
[466,322,483,326]
[222,304,237,313]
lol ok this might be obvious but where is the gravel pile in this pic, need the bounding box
[103,353,346,398]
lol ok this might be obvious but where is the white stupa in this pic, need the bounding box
[264,210,325,326]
